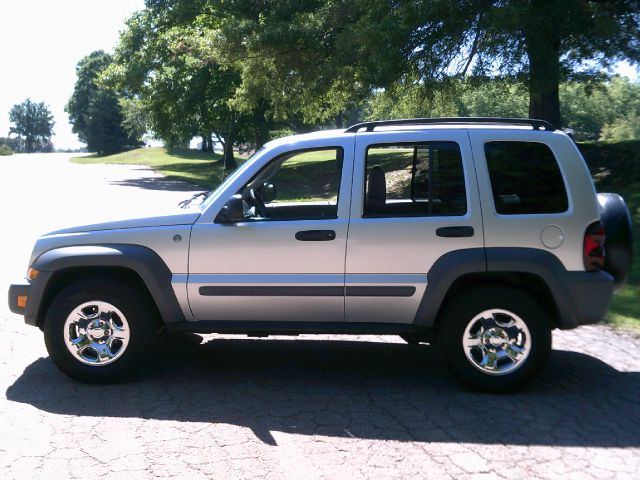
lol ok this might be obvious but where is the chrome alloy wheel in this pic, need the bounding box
[63,301,130,366]
[462,309,531,376]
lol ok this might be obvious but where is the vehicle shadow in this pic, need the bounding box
[108,175,204,192]
[6,334,640,447]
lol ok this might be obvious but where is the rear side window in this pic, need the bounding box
[484,141,568,215]
[364,141,466,217]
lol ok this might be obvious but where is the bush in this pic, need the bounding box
[600,112,640,142]
[0,144,13,156]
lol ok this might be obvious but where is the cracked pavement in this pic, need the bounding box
[1,154,639,479]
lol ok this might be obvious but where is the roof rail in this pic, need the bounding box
[344,117,556,133]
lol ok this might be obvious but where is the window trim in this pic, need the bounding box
[362,140,467,219]
[483,140,570,217]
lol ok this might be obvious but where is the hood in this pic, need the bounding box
[44,211,201,235]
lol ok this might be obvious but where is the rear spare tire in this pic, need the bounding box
[598,193,633,289]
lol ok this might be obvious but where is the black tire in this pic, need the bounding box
[437,286,552,393]
[43,277,158,384]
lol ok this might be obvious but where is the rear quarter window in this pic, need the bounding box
[484,141,568,215]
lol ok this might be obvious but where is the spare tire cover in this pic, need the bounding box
[598,193,633,288]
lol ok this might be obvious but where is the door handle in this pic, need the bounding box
[295,230,336,241]
[436,226,475,238]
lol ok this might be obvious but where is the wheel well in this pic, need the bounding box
[36,266,162,329]
[435,272,561,329]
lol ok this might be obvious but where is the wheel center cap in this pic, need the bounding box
[484,328,508,348]
[87,320,110,340]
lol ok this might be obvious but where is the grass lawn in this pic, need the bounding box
[73,142,640,332]
[72,148,233,189]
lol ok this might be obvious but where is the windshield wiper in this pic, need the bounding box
[178,191,211,209]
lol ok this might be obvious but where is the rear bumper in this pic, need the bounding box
[562,270,614,328]
[8,283,30,316]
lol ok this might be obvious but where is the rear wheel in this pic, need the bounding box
[437,286,552,392]
[44,277,158,383]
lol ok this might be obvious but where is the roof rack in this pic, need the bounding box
[344,117,556,133]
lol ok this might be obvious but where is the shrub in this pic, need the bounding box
[0,144,13,156]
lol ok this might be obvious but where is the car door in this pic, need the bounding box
[345,129,484,324]
[187,136,354,322]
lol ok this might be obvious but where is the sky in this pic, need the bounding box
[0,0,144,149]
[0,1,638,150]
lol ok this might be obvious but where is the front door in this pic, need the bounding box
[188,139,353,322]
[345,129,484,324]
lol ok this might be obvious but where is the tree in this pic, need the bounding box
[105,4,301,170]
[8,98,54,152]
[196,0,639,128]
[66,51,143,155]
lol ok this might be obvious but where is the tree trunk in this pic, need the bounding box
[206,132,214,152]
[335,110,344,129]
[26,134,35,153]
[524,2,562,128]
[254,128,268,150]
[223,139,236,170]
[201,135,208,152]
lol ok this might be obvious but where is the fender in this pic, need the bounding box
[485,247,613,329]
[414,247,613,329]
[27,244,185,326]
[413,248,486,327]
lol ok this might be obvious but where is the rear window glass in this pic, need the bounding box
[484,141,568,215]
[364,142,466,217]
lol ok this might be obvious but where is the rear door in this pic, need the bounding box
[345,129,484,323]
[468,129,591,271]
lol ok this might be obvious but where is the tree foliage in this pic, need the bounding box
[102,0,639,158]
[366,76,640,141]
[8,98,55,153]
[181,0,639,128]
[66,51,143,155]
[106,7,248,168]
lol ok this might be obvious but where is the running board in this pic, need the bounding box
[164,321,430,336]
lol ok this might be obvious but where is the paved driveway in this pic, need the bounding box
[1,154,639,479]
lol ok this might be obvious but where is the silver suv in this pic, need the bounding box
[8,118,632,391]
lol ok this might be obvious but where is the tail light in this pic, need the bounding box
[584,221,605,271]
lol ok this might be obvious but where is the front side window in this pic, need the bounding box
[236,147,343,221]
[363,141,466,217]
[484,141,568,215]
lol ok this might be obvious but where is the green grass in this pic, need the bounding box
[73,142,640,332]
[72,148,233,188]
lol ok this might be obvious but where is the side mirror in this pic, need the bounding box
[216,195,245,223]
[260,182,276,203]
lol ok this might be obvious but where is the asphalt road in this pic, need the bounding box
[0,153,639,479]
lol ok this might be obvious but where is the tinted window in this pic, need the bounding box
[485,141,568,215]
[364,142,466,217]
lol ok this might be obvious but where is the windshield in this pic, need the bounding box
[199,146,267,210]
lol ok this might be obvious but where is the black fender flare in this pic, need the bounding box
[414,247,613,329]
[29,244,185,326]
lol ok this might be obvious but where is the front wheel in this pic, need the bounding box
[437,286,552,392]
[44,278,158,383]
